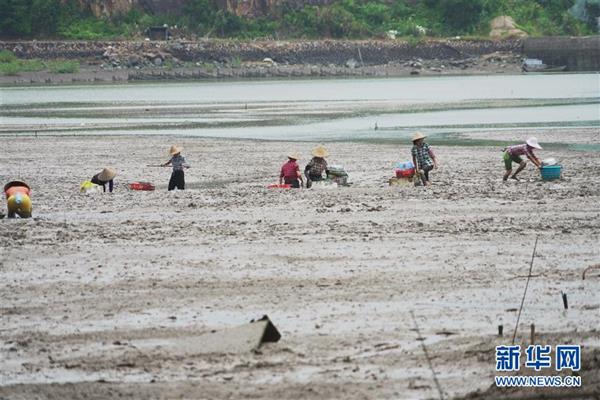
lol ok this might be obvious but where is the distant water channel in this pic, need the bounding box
[1,74,598,145]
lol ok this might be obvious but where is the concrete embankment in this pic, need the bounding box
[523,36,600,71]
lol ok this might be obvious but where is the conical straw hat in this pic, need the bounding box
[412,132,427,142]
[169,145,183,155]
[98,167,117,181]
[287,151,301,160]
[312,145,329,158]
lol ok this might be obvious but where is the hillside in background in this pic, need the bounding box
[0,0,599,39]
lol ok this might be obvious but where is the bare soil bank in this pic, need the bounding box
[1,132,599,399]
[0,39,522,85]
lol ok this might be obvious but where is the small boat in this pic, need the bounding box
[522,58,567,73]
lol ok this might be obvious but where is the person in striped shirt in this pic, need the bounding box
[503,137,542,181]
[411,132,438,186]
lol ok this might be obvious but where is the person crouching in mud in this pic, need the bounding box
[305,145,329,188]
[503,137,542,181]
[279,152,303,188]
[163,145,190,190]
[4,181,32,218]
[91,167,117,192]
[411,132,438,186]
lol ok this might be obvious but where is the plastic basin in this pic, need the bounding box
[541,165,562,181]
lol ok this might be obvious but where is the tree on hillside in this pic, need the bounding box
[0,0,32,37]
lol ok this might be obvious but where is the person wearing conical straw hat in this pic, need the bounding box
[502,137,542,182]
[279,152,303,188]
[91,167,117,192]
[411,132,438,186]
[162,145,190,191]
[304,145,329,188]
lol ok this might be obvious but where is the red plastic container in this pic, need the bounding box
[129,182,155,191]
[267,184,292,189]
[395,168,415,178]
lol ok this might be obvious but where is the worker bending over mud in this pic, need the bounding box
[280,152,303,188]
[91,167,117,192]
[4,181,32,218]
[305,145,329,188]
[503,137,542,181]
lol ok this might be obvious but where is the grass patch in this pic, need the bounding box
[229,56,242,68]
[46,60,80,74]
[0,62,21,76]
[0,50,18,63]
[0,51,45,75]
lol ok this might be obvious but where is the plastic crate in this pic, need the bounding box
[540,165,562,181]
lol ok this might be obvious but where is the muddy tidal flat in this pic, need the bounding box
[0,132,599,399]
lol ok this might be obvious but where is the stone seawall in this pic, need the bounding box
[1,39,522,65]
[524,36,600,71]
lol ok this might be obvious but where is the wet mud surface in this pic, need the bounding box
[1,134,599,399]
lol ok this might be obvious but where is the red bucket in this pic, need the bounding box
[395,168,415,178]
[267,184,291,189]
[129,182,155,191]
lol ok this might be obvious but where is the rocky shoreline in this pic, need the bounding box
[1,39,524,85]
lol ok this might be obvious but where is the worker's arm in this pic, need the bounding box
[162,159,172,167]
[429,147,438,169]
[527,152,541,168]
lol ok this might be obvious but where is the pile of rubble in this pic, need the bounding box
[101,45,180,68]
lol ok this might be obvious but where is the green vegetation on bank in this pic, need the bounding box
[0,0,598,39]
[0,50,79,75]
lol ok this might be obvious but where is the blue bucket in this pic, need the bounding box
[541,165,562,181]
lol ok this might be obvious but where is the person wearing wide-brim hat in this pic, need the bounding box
[411,132,438,186]
[4,180,32,218]
[502,137,542,181]
[304,145,330,188]
[91,167,117,193]
[279,152,304,188]
[162,145,190,190]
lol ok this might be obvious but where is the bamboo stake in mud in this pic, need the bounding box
[410,311,445,400]
[530,323,535,344]
[498,324,503,337]
[512,235,539,345]
[561,292,568,309]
